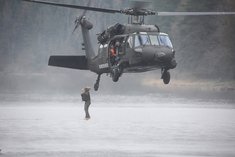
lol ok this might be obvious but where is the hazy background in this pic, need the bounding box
[1,1,235,156]
[0,0,235,98]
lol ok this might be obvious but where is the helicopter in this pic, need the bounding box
[22,0,235,91]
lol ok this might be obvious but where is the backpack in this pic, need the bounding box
[81,93,88,101]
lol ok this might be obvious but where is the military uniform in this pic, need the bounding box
[81,88,91,119]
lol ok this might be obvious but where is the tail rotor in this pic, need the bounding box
[72,0,91,34]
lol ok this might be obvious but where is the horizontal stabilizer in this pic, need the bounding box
[48,56,88,70]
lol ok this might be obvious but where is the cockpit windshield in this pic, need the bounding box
[135,34,151,47]
[134,33,173,48]
[158,35,173,48]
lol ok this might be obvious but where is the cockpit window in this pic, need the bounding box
[133,33,173,48]
[149,35,159,46]
[140,35,151,46]
[158,35,173,48]
[135,35,141,47]
[134,34,151,47]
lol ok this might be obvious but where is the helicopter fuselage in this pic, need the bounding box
[23,0,235,91]
[90,24,177,75]
[48,18,177,90]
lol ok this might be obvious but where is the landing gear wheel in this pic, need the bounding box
[94,74,101,91]
[94,83,99,91]
[111,68,120,82]
[162,71,170,84]
[111,65,123,82]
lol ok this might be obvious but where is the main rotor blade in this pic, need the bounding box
[157,12,235,16]
[22,0,121,14]
[82,0,91,17]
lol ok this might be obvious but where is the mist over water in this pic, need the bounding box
[0,96,235,157]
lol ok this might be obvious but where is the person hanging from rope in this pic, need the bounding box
[81,87,91,120]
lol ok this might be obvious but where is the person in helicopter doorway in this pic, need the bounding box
[110,44,117,66]
[114,40,121,63]
[110,41,121,66]
[81,87,91,120]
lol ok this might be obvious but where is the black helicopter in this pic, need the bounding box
[23,0,235,91]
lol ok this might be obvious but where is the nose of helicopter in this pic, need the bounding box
[140,46,173,61]
[155,51,173,61]
[136,46,177,69]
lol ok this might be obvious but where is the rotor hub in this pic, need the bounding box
[121,8,155,16]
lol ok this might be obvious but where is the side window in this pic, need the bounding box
[127,36,133,48]
[99,44,103,54]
